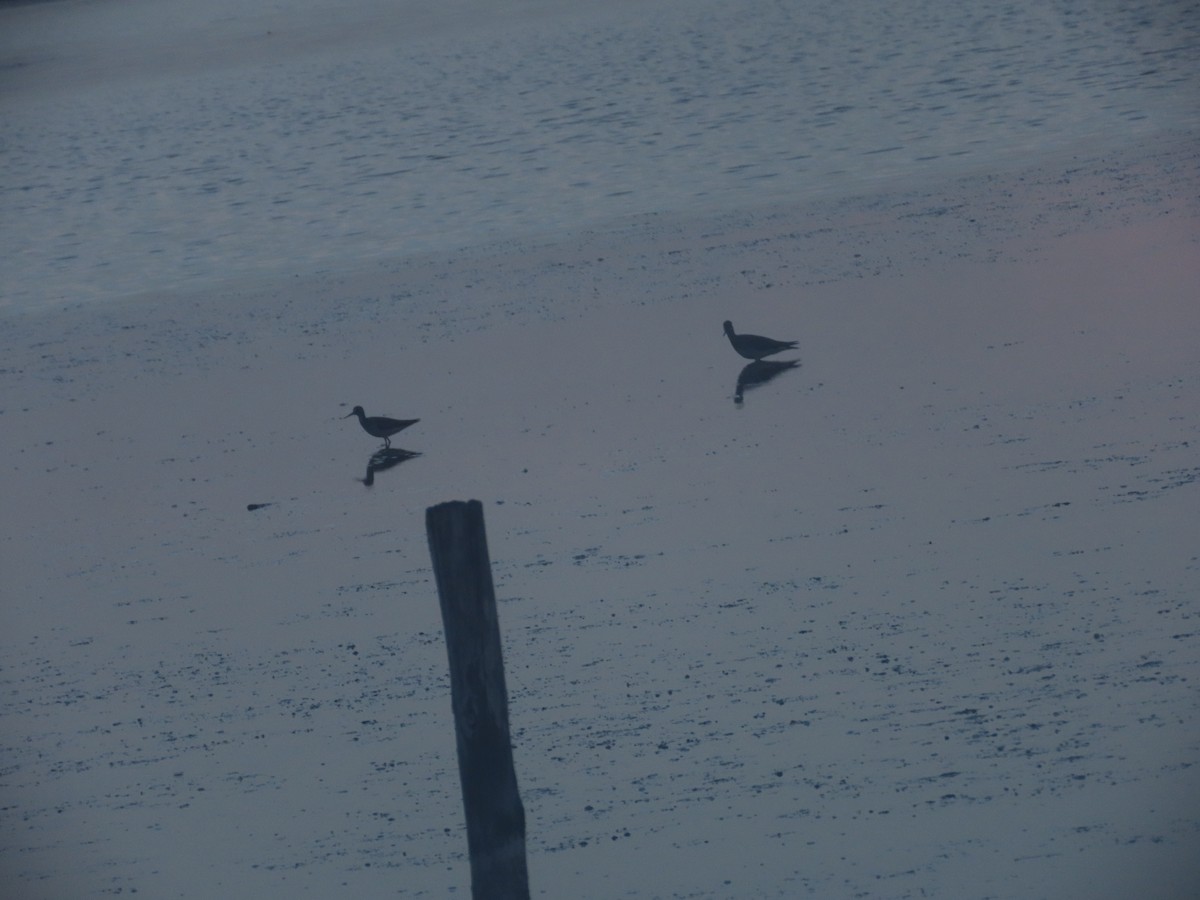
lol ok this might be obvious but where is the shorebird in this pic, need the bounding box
[723,320,798,361]
[344,406,419,448]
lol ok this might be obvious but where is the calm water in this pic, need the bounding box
[2,0,1197,309]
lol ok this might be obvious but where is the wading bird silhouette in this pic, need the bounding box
[723,320,798,361]
[344,406,419,448]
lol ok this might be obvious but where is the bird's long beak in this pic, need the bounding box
[342,411,354,418]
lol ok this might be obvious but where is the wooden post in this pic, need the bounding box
[426,500,530,900]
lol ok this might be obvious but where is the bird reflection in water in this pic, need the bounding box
[360,447,421,486]
[734,359,799,404]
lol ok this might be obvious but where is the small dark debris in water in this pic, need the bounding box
[247,503,272,511]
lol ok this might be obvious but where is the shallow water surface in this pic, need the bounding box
[1,0,1197,308]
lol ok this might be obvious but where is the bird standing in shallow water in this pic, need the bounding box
[344,406,419,448]
[723,320,798,361]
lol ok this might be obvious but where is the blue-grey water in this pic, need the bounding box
[1,0,1197,309]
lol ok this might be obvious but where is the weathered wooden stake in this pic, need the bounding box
[426,500,530,900]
